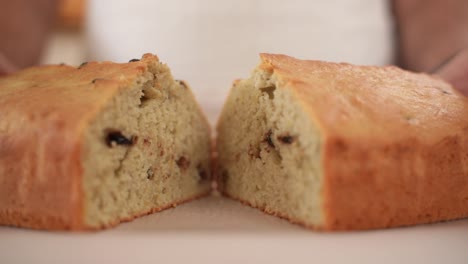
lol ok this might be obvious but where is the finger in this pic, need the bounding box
[434,48,468,95]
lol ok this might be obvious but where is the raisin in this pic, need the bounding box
[105,130,134,147]
[277,135,295,144]
[129,59,140,62]
[260,86,276,99]
[176,156,190,170]
[264,130,275,148]
[140,93,149,104]
[78,62,88,69]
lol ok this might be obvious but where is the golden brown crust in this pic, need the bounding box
[322,137,468,230]
[257,53,468,230]
[222,189,464,231]
[1,191,210,231]
[0,54,210,231]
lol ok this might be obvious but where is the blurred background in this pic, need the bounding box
[42,0,394,123]
[5,0,466,122]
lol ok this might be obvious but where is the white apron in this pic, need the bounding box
[86,0,394,123]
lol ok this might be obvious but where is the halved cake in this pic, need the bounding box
[216,53,468,230]
[0,54,212,230]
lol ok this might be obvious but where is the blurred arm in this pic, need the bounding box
[0,0,58,71]
[393,0,468,94]
[392,0,468,72]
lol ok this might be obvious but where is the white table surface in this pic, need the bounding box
[1,194,467,264]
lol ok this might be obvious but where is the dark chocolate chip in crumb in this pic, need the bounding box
[140,93,149,104]
[277,135,295,144]
[147,167,154,180]
[105,130,134,147]
[78,62,88,69]
[129,59,140,62]
[264,130,275,148]
[260,86,276,99]
[176,156,190,170]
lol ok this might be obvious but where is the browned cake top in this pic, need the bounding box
[0,54,158,138]
[260,53,468,143]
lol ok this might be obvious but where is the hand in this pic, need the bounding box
[392,0,468,95]
[0,0,57,75]
[434,48,468,95]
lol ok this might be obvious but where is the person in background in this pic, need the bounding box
[0,0,57,75]
[0,0,467,94]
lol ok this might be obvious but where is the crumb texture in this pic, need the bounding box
[217,68,323,227]
[83,57,211,228]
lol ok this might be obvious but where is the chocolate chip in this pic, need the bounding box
[140,93,149,104]
[176,156,190,170]
[78,62,88,69]
[147,167,154,180]
[129,59,140,62]
[264,130,275,148]
[59,63,66,66]
[277,135,295,144]
[105,130,134,147]
[260,86,276,99]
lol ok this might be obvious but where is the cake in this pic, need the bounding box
[216,53,468,230]
[0,54,212,230]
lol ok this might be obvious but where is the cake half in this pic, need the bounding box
[216,53,468,230]
[0,54,212,230]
